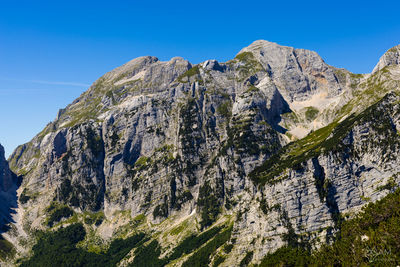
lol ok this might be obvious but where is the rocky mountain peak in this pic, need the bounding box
[237,40,295,70]
[102,55,191,87]
[4,41,400,266]
[238,40,326,71]
[372,44,400,73]
[108,55,160,78]
[238,39,284,52]
[237,40,341,102]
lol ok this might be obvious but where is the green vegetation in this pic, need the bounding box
[235,51,254,62]
[8,144,26,171]
[179,97,201,153]
[20,223,146,267]
[84,211,105,226]
[153,196,169,219]
[257,246,311,267]
[197,182,221,229]
[169,226,222,261]
[174,190,193,210]
[134,156,150,171]
[178,97,203,186]
[249,120,336,185]
[177,65,201,83]
[130,240,165,267]
[106,233,147,265]
[223,243,233,253]
[63,104,102,128]
[229,116,280,156]
[127,148,175,184]
[0,237,15,261]
[216,100,232,118]
[257,187,400,266]
[245,85,260,94]
[313,187,400,266]
[259,197,269,214]
[110,131,119,147]
[19,188,31,204]
[240,251,253,267]
[105,90,117,105]
[21,223,231,267]
[113,72,129,82]
[59,178,74,202]
[47,205,74,227]
[21,216,229,266]
[85,127,104,156]
[212,254,226,267]
[304,106,319,121]
[170,220,189,236]
[336,66,398,118]
[58,177,103,211]
[20,224,87,267]
[350,72,364,79]
[58,76,118,128]
[182,224,233,267]
[250,92,400,186]
[234,52,263,81]
[21,221,231,266]
[377,176,397,192]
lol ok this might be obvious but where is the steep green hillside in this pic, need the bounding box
[258,186,400,266]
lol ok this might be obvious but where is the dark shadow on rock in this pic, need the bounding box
[311,157,342,230]
[0,144,20,235]
[263,88,292,134]
[123,138,142,166]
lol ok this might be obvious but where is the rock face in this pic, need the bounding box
[372,44,400,73]
[4,40,400,266]
[0,144,14,193]
[234,92,400,263]
[0,144,18,234]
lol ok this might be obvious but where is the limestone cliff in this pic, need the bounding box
[3,40,400,266]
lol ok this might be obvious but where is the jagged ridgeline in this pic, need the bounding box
[1,41,400,266]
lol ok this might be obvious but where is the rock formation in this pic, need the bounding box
[2,40,400,266]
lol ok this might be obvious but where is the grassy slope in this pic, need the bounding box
[17,220,233,267]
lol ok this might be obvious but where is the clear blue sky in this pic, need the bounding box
[1,0,400,157]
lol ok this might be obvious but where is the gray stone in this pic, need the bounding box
[4,40,400,265]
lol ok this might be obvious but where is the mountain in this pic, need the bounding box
[2,40,400,266]
[0,144,18,261]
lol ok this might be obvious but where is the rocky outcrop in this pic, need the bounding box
[373,44,400,73]
[238,40,343,101]
[0,144,15,193]
[231,92,400,263]
[0,144,18,234]
[5,40,400,266]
